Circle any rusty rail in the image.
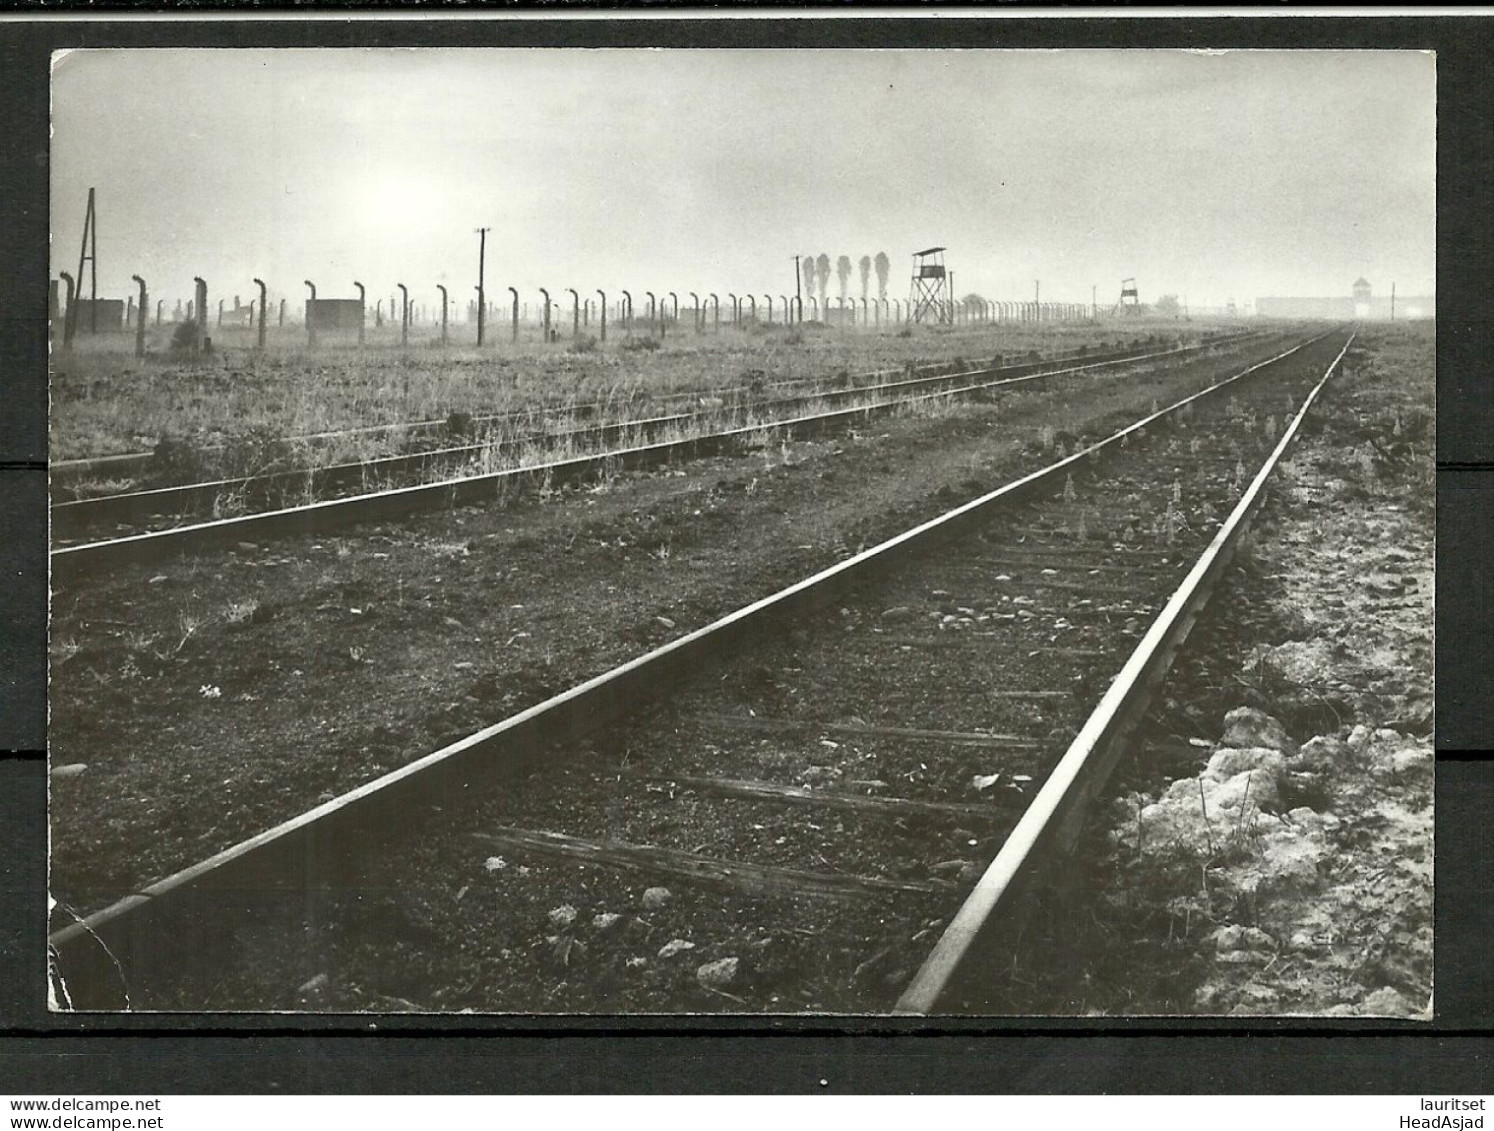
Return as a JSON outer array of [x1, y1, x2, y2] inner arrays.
[[893, 331, 1355, 1014], [48, 330, 1337, 1008], [50, 335, 1270, 577]]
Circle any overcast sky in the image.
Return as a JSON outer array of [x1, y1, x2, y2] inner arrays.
[[50, 48, 1435, 312]]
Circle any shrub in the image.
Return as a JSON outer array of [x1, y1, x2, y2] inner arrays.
[[621, 336, 661, 353], [169, 320, 200, 354], [568, 335, 599, 355]]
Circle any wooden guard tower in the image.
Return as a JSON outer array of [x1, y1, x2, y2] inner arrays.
[[909, 247, 953, 325], [1116, 276, 1141, 316]]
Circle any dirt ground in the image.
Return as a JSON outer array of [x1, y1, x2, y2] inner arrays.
[[1003, 323, 1434, 1017], [48, 333, 1294, 924], [74, 331, 1345, 1013]]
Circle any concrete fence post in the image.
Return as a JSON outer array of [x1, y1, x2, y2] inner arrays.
[[303, 280, 317, 348], [596, 289, 607, 343], [130, 275, 147, 358], [58, 272, 76, 349], [253, 278, 267, 351], [193, 277, 208, 352], [353, 281, 366, 344]]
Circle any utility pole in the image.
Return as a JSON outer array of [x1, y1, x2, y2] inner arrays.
[[71, 188, 99, 339], [475, 227, 490, 346]]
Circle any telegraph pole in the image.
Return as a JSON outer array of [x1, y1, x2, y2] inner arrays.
[[475, 227, 490, 346], [71, 188, 99, 338]]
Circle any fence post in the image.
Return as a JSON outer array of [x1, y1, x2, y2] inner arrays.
[[193, 277, 207, 352], [353, 281, 366, 344], [253, 277, 267, 351], [567, 288, 579, 339], [129, 275, 147, 358], [710, 293, 719, 333], [58, 272, 76, 349], [507, 287, 519, 342], [397, 284, 409, 346], [596, 289, 607, 343], [304, 280, 317, 348], [620, 290, 632, 335], [539, 288, 552, 342], [437, 284, 449, 345]]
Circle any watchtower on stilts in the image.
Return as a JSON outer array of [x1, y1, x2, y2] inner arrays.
[[909, 247, 953, 325]]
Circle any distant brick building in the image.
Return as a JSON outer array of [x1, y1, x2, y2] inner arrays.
[[1255, 279, 1434, 321], [305, 298, 365, 332], [67, 299, 126, 333]]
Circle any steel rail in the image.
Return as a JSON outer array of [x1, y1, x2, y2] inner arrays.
[[51, 336, 1266, 581], [893, 331, 1355, 1015], [48, 329, 1333, 1009], [50, 331, 1259, 483], [50, 336, 1233, 536]]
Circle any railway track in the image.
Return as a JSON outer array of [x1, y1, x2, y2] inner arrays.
[[49, 326, 1351, 1012], [50, 332, 1270, 580], [51, 330, 1246, 486]]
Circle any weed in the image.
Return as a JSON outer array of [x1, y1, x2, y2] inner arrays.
[[223, 598, 260, 625]]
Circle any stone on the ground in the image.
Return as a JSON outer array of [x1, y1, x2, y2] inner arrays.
[[696, 957, 739, 989], [592, 912, 621, 931], [1220, 707, 1294, 753], [1262, 640, 1334, 686], [296, 973, 329, 996], [547, 904, 577, 928], [1211, 925, 1275, 953], [50, 764, 87, 778], [640, 886, 671, 910], [1204, 746, 1285, 783], [881, 606, 915, 622], [1290, 735, 1348, 775], [658, 938, 695, 959]]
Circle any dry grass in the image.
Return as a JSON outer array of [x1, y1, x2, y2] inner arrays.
[[51, 318, 1223, 462]]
